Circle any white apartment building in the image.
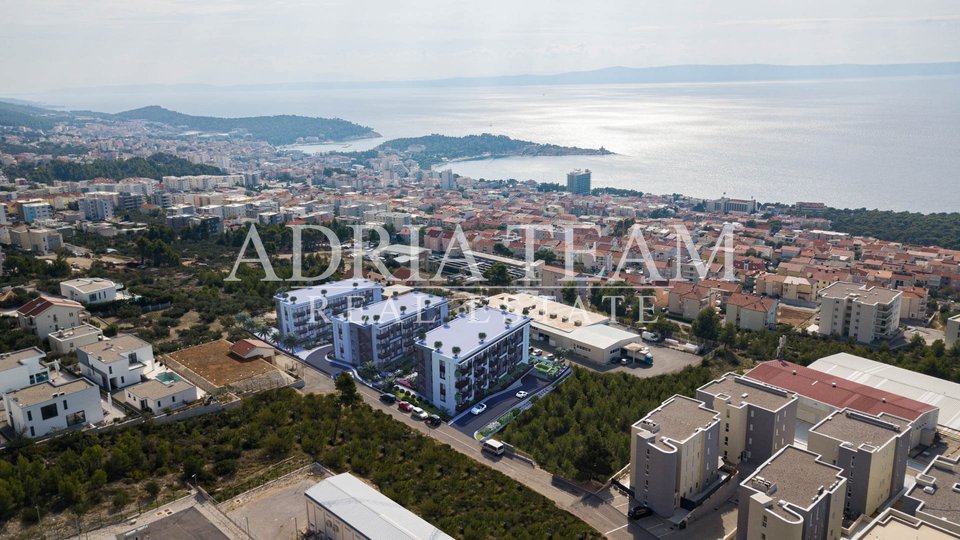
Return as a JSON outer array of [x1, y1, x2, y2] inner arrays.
[[947, 314, 960, 348], [60, 278, 118, 304], [630, 395, 721, 517], [275, 279, 384, 344], [77, 334, 154, 390], [20, 201, 53, 223], [78, 195, 115, 221], [333, 291, 448, 367], [4, 378, 103, 438], [17, 296, 84, 339], [736, 445, 846, 540], [0, 347, 50, 395], [415, 307, 531, 416], [48, 324, 104, 354], [817, 282, 902, 343]]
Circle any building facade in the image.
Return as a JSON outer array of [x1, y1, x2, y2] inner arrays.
[[60, 277, 118, 304], [0, 347, 50, 395], [48, 324, 104, 354], [416, 307, 531, 415], [4, 379, 103, 438], [817, 282, 902, 343], [275, 279, 384, 343], [333, 291, 448, 366], [124, 379, 198, 414], [947, 314, 960, 348], [566, 169, 591, 195], [77, 334, 154, 390], [16, 296, 84, 339]]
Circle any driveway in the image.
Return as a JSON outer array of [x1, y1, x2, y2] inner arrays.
[[451, 373, 551, 437]]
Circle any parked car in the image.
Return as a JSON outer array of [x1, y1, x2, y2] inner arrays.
[[411, 407, 429, 420], [641, 331, 662, 342], [546, 353, 556, 360], [528, 346, 535, 353], [379, 393, 397, 404], [515, 390, 529, 399], [470, 403, 488, 415], [398, 401, 413, 412], [620, 357, 631, 365], [628, 506, 653, 520], [425, 414, 442, 426], [533, 349, 543, 356]]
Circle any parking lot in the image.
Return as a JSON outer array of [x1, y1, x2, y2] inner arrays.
[[450, 372, 552, 437]]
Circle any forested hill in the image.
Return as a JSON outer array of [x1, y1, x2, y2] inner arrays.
[[816, 208, 960, 250], [116, 106, 378, 145], [4, 153, 223, 184], [357, 133, 613, 168]]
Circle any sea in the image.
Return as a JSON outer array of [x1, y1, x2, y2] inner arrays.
[[35, 76, 960, 212]]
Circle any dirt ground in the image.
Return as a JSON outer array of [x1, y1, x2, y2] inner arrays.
[[779, 305, 816, 327], [167, 339, 282, 388], [221, 470, 327, 540]]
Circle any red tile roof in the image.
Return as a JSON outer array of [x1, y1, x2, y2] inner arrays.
[[16, 296, 83, 317], [229, 338, 273, 358], [746, 361, 936, 421]]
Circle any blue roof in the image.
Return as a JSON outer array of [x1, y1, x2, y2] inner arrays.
[[275, 278, 381, 305], [340, 291, 447, 326], [421, 306, 530, 360]]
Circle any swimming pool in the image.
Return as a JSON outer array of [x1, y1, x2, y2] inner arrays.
[[156, 372, 182, 384]]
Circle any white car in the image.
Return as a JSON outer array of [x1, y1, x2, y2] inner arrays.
[[470, 403, 488, 415], [411, 407, 429, 420], [516, 390, 529, 399]]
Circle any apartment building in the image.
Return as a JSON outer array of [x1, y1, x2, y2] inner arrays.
[[630, 395, 721, 517], [807, 409, 910, 520], [858, 509, 960, 540], [696, 374, 797, 466], [0, 347, 50, 395], [3, 379, 103, 438], [78, 196, 115, 221], [817, 282, 902, 343], [20, 201, 53, 223], [48, 324, 104, 354], [60, 277, 118, 304], [275, 279, 384, 343], [305, 473, 453, 540], [77, 334, 154, 390], [903, 455, 960, 535], [333, 291, 448, 366], [725, 293, 778, 331], [736, 445, 846, 540], [16, 296, 83, 339], [9, 226, 63, 254], [706, 197, 758, 214], [947, 314, 960, 348], [416, 307, 531, 416]]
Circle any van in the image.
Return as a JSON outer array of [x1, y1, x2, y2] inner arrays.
[[482, 439, 505, 456]]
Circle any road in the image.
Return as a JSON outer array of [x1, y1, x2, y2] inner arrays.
[[450, 372, 550, 437], [295, 352, 655, 539]]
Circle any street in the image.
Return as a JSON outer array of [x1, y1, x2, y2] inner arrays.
[[450, 372, 551, 437]]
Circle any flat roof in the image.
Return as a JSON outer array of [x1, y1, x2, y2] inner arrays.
[[860, 510, 960, 540], [698, 373, 795, 412], [565, 324, 641, 350], [7, 379, 95, 408], [340, 291, 446, 326], [305, 473, 453, 540], [421, 307, 530, 360], [743, 445, 845, 521], [61, 277, 116, 293], [808, 353, 958, 429], [0, 347, 45, 373], [48, 323, 103, 341], [487, 292, 608, 333], [746, 360, 937, 423], [275, 278, 382, 304], [810, 409, 906, 449], [127, 379, 195, 400], [634, 395, 719, 451], [125, 506, 229, 540], [79, 334, 150, 364], [908, 456, 960, 526], [819, 282, 901, 304]]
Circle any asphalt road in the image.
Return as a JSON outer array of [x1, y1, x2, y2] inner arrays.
[[450, 372, 550, 437], [295, 354, 655, 539]]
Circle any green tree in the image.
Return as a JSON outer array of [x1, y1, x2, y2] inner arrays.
[[561, 281, 578, 304], [333, 373, 361, 443], [483, 262, 513, 287], [691, 308, 721, 342]]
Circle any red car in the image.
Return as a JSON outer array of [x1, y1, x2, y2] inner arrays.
[[397, 401, 413, 412]]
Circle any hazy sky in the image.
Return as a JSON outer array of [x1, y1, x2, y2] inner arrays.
[[3, 0, 960, 94]]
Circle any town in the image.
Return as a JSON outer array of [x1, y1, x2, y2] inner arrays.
[[1, 101, 959, 540]]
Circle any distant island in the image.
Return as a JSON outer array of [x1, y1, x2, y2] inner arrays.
[[351, 133, 613, 168], [115, 106, 379, 145]]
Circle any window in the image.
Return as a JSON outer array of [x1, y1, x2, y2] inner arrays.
[[40, 403, 58, 420], [63, 400, 68, 410], [27, 411, 32, 422], [439, 362, 446, 378]]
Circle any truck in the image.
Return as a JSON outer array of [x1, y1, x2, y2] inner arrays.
[[636, 352, 654, 365]]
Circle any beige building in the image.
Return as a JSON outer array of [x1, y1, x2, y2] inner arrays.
[[807, 409, 910, 520], [859, 509, 960, 540], [16, 296, 84, 340], [630, 395, 721, 517], [756, 274, 815, 304], [48, 324, 104, 354], [736, 445, 846, 540], [947, 314, 960, 348], [725, 293, 778, 331], [697, 374, 797, 466], [817, 282, 902, 343], [903, 455, 960, 536]]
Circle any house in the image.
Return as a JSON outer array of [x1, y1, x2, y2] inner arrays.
[[667, 282, 714, 320], [77, 334, 154, 390], [0, 347, 50, 395], [305, 473, 453, 540], [59, 278, 118, 304], [3, 378, 104, 438], [725, 293, 777, 331], [230, 338, 275, 360], [48, 324, 104, 354], [630, 395, 721, 517], [124, 378, 198, 414], [17, 296, 84, 340]]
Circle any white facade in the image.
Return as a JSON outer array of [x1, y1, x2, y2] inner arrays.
[[60, 278, 118, 304], [4, 379, 103, 438], [124, 379, 198, 414], [818, 282, 902, 343], [17, 296, 84, 339], [77, 334, 154, 390], [275, 279, 384, 343], [48, 324, 104, 354], [0, 347, 50, 395], [947, 314, 960, 348]]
